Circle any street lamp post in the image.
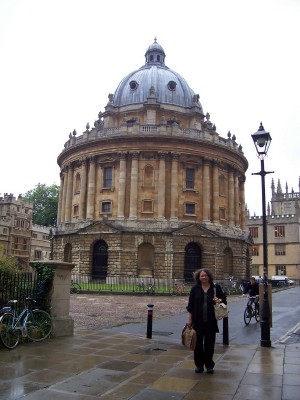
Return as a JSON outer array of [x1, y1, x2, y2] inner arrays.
[[251, 122, 273, 348]]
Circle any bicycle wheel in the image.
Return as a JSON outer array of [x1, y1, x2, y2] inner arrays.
[[255, 305, 260, 322], [70, 282, 81, 294], [26, 310, 52, 342], [244, 308, 252, 325], [0, 313, 19, 349]]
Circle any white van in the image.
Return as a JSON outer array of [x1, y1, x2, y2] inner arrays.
[[271, 276, 293, 286]]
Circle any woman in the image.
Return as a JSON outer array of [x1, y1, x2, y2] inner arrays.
[[186, 268, 226, 374]]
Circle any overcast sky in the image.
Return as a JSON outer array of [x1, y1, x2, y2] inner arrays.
[[1, 0, 299, 216]]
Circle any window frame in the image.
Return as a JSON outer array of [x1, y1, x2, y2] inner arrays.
[[184, 167, 195, 190], [100, 200, 112, 215], [184, 202, 196, 215]]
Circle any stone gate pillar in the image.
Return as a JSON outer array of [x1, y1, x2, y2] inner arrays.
[[30, 260, 75, 337]]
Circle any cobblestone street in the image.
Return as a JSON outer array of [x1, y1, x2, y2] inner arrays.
[[70, 293, 189, 330]]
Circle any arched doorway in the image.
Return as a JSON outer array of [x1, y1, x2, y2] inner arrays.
[[184, 242, 201, 282], [223, 247, 233, 277], [92, 240, 108, 279], [137, 243, 154, 276], [64, 243, 72, 263]]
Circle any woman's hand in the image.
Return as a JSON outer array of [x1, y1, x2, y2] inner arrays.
[[213, 297, 222, 303]]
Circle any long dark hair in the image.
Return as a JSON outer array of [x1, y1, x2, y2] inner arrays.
[[193, 268, 214, 284]]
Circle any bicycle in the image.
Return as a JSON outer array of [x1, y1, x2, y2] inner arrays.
[[0, 298, 52, 349], [169, 282, 188, 296], [243, 296, 260, 325], [70, 280, 81, 294], [146, 283, 155, 295]]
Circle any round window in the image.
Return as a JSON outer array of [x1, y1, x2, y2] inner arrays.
[[129, 80, 138, 91], [168, 81, 176, 91]]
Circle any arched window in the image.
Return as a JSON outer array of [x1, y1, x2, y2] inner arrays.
[[223, 247, 233, 276], [219, 174, 226, 196], [75, 173, 81, 193], [64, 243, 72, 263], [184, 242, 201, 282], [143, 165, 154, 187], [137, 243, 154, 276], [92, 240, 108, 279]]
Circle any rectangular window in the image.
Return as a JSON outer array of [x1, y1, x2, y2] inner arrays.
[[249, 227, 258, 238], [251, 265, 259, 276], [275, 244, 286, 256], [43, 235, 49, 240], [185, 168, 195, 189], [103, 167, 112, 188], [252, 245, 259, 256], [34, 250, 42, 260], [142, 200, 153, 213], [32, 233, 38, 239], [274, 225, 285, 238], [275, 265, 286, 275], [219, 208, 226, 220], [185, 203, 195, 215], [101, 201, 112, 214], [73, 204, 79, 217]]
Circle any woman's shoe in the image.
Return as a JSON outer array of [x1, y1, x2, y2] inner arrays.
[[195, 366, 204, 373], [206, 368, 214, 374]]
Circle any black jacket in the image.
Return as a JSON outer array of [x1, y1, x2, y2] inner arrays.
[[243, 282, 259, 297], [186, 283, 226, 334]]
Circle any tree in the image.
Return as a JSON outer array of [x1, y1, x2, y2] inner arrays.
[[23, 183, 59, 226]]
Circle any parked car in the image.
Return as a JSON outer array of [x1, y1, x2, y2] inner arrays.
[[271, 276, 293, 287]]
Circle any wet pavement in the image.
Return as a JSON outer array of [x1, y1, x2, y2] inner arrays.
[[0, 321, 300, 399]]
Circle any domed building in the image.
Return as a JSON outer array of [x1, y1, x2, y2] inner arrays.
[[52, 39, 251, 282]]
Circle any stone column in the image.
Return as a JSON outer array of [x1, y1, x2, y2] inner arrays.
[[157, 152, 166, 220], [57, 172, 64, 225], [129, 152, 139, 220], [212, 161, 219, 223], [228, 168, 235, 226], [86, 156, 96, 219], [60, 168, 68, 223], [65, 163, 74, 222], [203, 159, 211, 221], [79, 158, 87, 220], [170, 153, 179, 220], [234, 173, 240, 227], [240, 176, 246, 229], [117, 152, 127, 219]]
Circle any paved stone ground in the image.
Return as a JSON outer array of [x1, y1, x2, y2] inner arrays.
[[70, 293, 241, 330]]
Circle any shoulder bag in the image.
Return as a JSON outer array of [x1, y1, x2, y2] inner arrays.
[[213, 287, 229, 320]]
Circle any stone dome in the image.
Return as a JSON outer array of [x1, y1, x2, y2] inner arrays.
[[113, 38, 203, 111]]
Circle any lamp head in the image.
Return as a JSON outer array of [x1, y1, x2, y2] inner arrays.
[[251, 122, 272, 156]]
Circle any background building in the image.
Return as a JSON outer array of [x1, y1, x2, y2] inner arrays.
[[0, 193, 50, 267], [246, 177, 300, 281], [52, 39, 252, 281]]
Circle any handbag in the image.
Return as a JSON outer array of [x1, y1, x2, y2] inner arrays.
[[181, 324, 197, 350], [214, 287, 229, 320], [214, 302, 229, 320]]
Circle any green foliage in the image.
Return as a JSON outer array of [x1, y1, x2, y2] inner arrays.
[[32, 263, 55, 313], [32, 262, 55, 281], [0, 256, 19, 273], [23, 183, 59, 226]]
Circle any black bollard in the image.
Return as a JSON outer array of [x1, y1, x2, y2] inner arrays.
[[223, 316, 229, 345], [146, 304, 154, 339]]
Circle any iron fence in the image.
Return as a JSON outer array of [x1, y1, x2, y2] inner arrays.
[[70, 274, 244, 296], [0, 271, 52, 311]]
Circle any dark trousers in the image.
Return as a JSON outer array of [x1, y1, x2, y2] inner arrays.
[[194, 323, 216, 369]]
